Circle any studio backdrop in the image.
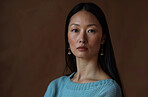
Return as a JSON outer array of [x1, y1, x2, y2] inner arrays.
[[0, 0, 148, 97]]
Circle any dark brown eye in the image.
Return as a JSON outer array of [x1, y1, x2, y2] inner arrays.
[[72, 29, 78, 32], [88, 29, 95, 33]]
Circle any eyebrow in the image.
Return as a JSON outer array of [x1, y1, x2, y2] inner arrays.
[[70, 23, 80, 26], [70, 23, 97, 27], [87, 24, 97, 27]]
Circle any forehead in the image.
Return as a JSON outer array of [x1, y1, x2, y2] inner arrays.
[[69, 10, 100, 25]]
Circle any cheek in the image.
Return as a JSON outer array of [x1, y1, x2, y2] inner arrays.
[[68, 33, 77, 48], [68, 38, 75, 47], [91, 35, 101, 44], [89, 37, 102, 49]]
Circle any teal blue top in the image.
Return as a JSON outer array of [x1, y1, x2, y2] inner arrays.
[[44, 72, 122, 97]]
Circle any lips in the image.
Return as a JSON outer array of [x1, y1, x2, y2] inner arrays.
[[77, 47, 88, 51]]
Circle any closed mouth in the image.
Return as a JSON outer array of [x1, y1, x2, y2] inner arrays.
[[77, 47, 88, 51]]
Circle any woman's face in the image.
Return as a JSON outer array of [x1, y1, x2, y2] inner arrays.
[[68, 10, 104, 59]]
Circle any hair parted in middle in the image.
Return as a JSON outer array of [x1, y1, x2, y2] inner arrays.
[[64, 2, 124, 96]]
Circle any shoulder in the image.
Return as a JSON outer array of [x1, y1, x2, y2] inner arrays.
[[46, 75, 68, 90], [95, 79, 122, 97], [44, 75, 68, 97], [50, 75, 68, 86]]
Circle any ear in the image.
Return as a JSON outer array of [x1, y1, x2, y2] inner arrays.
[[101, 34, 106, 44]]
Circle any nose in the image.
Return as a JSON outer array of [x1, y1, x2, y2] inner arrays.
[[79, 39, 86, 43], [79, 32, 87, 44]]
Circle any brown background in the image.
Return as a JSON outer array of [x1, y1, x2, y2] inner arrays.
[[0, 0, 148, 97]]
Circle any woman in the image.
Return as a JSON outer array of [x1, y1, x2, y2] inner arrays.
[[44, 2, 124, 97]]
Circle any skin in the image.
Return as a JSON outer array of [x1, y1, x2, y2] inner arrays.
[[68, 10, 110, 83]]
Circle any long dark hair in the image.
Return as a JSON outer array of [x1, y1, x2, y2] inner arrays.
[[64, 2, 124, 96]]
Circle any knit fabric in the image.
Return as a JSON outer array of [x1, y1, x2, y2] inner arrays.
[[44, 72, 122, 97]]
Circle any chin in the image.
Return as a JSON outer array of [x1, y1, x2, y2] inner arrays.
[[75, 54, 90, 58], [74, 52, 98, 59]]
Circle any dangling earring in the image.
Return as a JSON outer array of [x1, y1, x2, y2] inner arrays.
[[100, 48, 104, 56], [68, 48, 71, 55], [100, 44, 104, 56]]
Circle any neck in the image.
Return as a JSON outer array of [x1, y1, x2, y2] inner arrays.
[[74, 56, 101, 81]]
